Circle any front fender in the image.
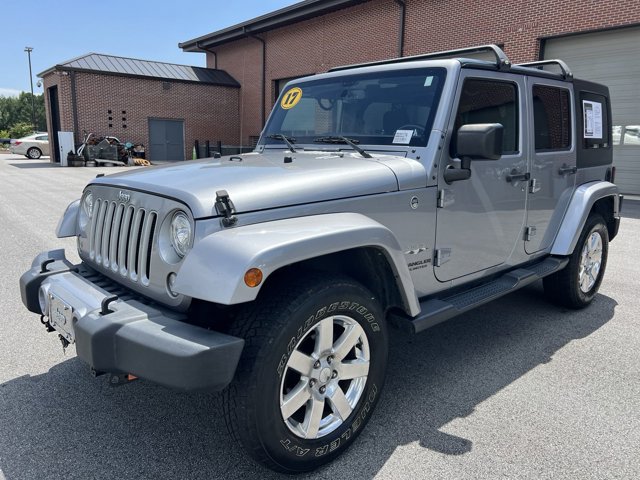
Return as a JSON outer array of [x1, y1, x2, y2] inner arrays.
[[173, 213, 420, 316], [551, 181, 620, 255]]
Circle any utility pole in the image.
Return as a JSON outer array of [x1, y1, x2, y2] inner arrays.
[[24, 47, 36, 132]]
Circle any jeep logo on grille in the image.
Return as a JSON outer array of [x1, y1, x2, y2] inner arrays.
[[118, 191, 131, 203]]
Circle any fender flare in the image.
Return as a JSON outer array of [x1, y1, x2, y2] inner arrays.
[[56, 199, 80, 238], [551, 181, 620, 256], [173, 212, 420, 316]]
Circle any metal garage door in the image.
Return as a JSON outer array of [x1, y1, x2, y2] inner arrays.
[[148, 118, 185, 162], [544, 27, 640, 194]]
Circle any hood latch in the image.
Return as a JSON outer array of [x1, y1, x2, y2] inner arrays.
[[215, 190, 238, 227]]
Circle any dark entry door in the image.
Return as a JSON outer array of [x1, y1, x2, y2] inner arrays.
[[48, 86, 61, 163], [148, 118, 185, 161]]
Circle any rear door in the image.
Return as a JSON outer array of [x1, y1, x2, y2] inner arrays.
[[35, 135, 50, 155], [435, 71, 528, 282], [524, 79, 576, 254]]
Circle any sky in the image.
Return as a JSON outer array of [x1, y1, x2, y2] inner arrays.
[[0, 0, 300, 96]]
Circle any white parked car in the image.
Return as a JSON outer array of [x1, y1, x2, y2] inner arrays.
[[10, 133, 50, 159]]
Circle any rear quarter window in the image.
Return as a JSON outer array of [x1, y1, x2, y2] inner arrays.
[[580, 92, 610, 149]]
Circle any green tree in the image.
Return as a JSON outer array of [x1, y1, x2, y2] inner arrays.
[[9, 122, 35, 138], [0, 93, 46, 134]]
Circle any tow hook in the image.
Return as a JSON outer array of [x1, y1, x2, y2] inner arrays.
[[40, 314, 55, 333], [58, 334, 70, 354], [108, 373, 138, 387]]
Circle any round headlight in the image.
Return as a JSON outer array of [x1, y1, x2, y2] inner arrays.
[[170, 211, 192, 257], [78, 192, 93, 232], [83, 192, 94, 218]]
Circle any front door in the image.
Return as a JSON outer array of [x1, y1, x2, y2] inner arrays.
[[435, 72, 528, 282], [148, 118, 185, 162]]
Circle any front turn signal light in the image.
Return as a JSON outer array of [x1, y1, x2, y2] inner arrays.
[[244, 268, 263, 288]]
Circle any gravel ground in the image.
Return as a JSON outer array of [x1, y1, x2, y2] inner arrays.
[[1, 155, 638, 480]]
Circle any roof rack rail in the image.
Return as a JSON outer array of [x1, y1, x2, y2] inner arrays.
[[515, 59, 573, 80], [329, 44, 511, 72]]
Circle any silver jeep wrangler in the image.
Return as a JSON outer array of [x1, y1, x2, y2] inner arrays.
[[20, 45, 621, 472]]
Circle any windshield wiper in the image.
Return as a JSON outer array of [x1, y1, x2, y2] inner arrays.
[[313, 136, 372, 158], [267, 133, 297, 153]]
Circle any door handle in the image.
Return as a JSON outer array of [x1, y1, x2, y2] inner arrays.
[[558, 165, 577, 175], [506, 170, 531, 183]]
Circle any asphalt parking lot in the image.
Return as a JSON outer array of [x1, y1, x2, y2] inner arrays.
[[1, 154, 639, 480]]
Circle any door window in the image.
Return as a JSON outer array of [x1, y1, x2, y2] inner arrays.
[[454, 79, 519, 154], [532, 85, 571, 150]]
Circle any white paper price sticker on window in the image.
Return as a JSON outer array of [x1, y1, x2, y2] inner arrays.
[[392, 129, 414, 144], [583, 100, 603, 139]]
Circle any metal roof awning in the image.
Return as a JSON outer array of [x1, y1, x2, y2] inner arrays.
[[38, 53, 240, 87], [179, 0, 368, 51]]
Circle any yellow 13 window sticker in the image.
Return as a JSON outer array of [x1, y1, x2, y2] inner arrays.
[[280, 87, 303, 109]]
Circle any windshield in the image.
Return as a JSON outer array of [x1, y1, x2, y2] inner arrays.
[[262, 67, 447, 148]]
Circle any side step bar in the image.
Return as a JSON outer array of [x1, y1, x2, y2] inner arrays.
[[391, 257, 569, 334]]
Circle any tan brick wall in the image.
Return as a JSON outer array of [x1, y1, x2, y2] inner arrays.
[[214, 38, 264, 148], [42, 72, 74, 147], [208, 0, 640, 145], [403, 0, 640, 62], [42, 72, 77, 162], [44, 1, 640, 156], [43, 71, 239, 162], [213, 0, 400, 145]]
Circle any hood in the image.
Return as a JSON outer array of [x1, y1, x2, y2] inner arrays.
[[91, 151, 403, 218]]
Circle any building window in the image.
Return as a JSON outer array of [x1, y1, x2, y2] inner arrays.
[[249, 135, 260, 148], [274, 75, 312, 102]]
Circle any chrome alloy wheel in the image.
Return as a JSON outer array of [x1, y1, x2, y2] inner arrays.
[[279, 315, 370, 440], [27, 148, 41, 159], [579, 231, 603, 293]]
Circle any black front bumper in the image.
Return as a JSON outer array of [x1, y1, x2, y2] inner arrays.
[[20, 250, 244, 391]]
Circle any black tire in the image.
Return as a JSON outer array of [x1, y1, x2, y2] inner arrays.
[[222, 273, 388, 473], [26, 147, 42, 159], [543, 213, 609, 309]]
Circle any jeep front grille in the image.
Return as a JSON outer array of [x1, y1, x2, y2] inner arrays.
[[88, 199, 157, 285]]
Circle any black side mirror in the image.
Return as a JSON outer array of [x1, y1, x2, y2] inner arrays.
[[456, 123, 503, 160], [444, 123, 504, 183]]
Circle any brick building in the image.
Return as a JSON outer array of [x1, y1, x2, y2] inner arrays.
[[39, 54, 240, 163], [180, 0, 640, 194]]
